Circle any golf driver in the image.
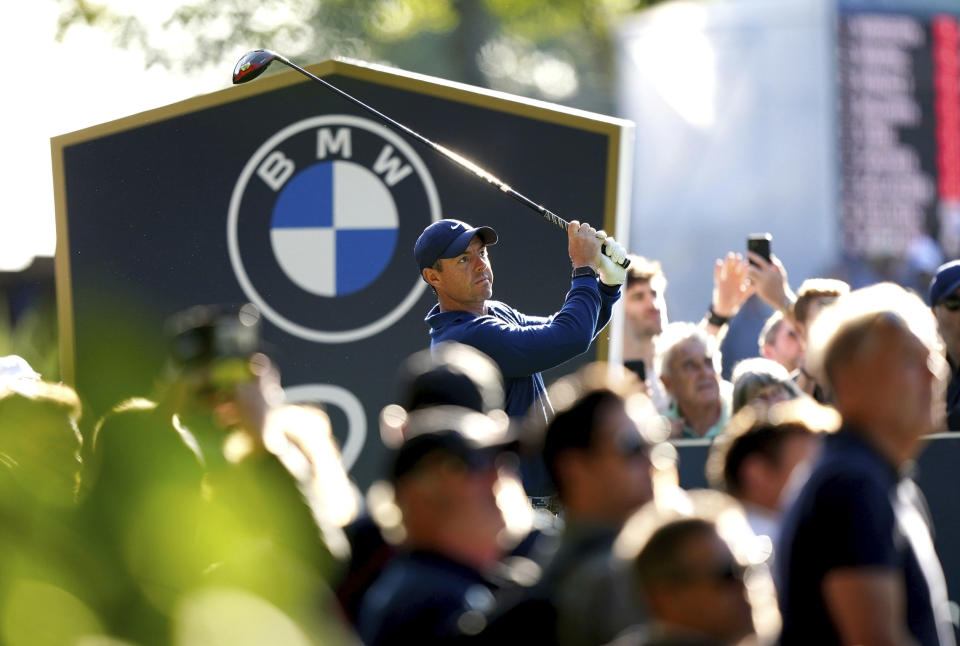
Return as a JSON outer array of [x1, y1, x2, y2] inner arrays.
[[232, 49, 630, 269]]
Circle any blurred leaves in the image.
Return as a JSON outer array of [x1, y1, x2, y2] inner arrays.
[[54, 0, 666, 113], [367, 0, 459, 42]]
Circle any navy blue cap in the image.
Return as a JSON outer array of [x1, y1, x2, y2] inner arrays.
[[929, 260, 960, 306], [414, 219, 498, 272], [398, 342, 504, 414], [391, 409, 516, 482]]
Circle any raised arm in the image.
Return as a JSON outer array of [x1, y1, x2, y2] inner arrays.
[[449, 220, 624, 378], [700, 252, 753, 341], [459, 281, 605, 377], [747, 251, 796, 322]]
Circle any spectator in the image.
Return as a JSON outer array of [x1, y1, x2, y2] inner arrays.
[[729, 357, 803, 414], [0, 358, 107, 644], [928, 259, 960, 430], [748, 251, 849, 402], [705, 397, 834, 547], [0, 355, 82, 508], [392, 342, 507, 420], [656, 323, 732, 439], [621, 254, 752, 413], [611, 489, 781, 646], [787, 279, 851, 403], [621, 256, 669, 409], [81, 304, 355, 646], [339, 342, 512, 626], [777, 283, 955, 646], [357, 408, 521, 645], [480, 362, 661, 646], [757, 311, 803, 374], [385, 343, 535, 546], [791, 278, 850, 342]]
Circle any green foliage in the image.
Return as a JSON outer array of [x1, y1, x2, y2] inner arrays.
[[55, 0, 170, 68], [484, 0, 628, 39], [366, 0, 459, 42], [54, 0, 665, 113]]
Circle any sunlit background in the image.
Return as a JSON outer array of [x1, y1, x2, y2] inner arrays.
[[2, 0, 637, 272], [4, 0, 959, 379], [3, 2, 225, 272]]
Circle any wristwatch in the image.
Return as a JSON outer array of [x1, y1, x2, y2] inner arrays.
[[707, 305, 730, 327], [572, 265, 599, 279]]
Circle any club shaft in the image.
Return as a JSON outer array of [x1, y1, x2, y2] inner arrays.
[[276, 56, 627, 265]]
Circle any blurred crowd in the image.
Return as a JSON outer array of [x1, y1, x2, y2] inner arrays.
[[2, 242, 959, 646]]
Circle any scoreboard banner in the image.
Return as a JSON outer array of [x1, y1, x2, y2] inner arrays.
[[836, 1, 960, 260], [52, 59, 634, 487]]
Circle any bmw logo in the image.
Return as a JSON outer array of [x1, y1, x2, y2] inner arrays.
[[228, 115, 441, 343]]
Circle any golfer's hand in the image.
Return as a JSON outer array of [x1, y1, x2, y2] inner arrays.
[[568, 220, 602, 269], [596, 233, 627, 286]]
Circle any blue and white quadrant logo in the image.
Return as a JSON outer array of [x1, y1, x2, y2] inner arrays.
[[229, 114, 441, 344], [270, 160, 398, 296]]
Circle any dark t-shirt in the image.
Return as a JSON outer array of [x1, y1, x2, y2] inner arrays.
[[777, 429, 954, 646], [479, 519, 646, 646], [357, 550, 500, 646]]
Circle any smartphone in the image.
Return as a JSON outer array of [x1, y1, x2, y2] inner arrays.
[[747, 233, 772, 266], [169, 303, 262, 367], [624, 359, 646, 381]]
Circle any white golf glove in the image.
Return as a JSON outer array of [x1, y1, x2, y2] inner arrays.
[[596, 233, 627, 286]]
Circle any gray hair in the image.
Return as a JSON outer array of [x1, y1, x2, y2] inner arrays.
[[730, 358, 802, 413], [806, 282, 945, 389], [655, 322, 721, 380]]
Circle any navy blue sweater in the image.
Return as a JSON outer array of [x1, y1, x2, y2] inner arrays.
[[424, 276, 620, 422]]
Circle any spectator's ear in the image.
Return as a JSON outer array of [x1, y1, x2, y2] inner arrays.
[[660, 373, 675, 396]]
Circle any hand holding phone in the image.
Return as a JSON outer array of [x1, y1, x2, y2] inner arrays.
[[747, 233, 772, 266]]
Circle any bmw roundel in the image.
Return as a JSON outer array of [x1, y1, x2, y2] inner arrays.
[[228, 115, 441, 343]]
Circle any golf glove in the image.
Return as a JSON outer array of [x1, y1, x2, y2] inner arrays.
[[597, 236, 627, 286]]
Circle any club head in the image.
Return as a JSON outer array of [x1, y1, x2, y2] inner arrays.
[[233, 49, 283, 84]]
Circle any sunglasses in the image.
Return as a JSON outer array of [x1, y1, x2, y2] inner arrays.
[[611, 426, 652, 459], [940, 296, 960, 312], [672, 561, 747, 586]]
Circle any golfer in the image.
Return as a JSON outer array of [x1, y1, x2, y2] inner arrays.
[[414, 218, 626, 422]]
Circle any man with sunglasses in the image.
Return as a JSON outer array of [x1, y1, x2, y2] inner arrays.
[[616, 489, 774, 646], [930, 259, 960, 430], [479, 363, 657, 646]]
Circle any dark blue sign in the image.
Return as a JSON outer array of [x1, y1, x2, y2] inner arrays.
[[52, 60, 633, 487]]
